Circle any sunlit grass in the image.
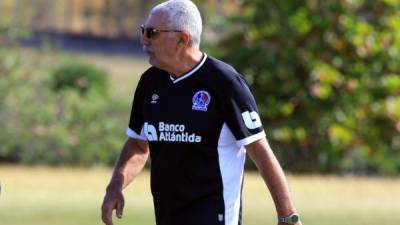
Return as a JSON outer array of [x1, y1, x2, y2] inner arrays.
[[1, 165, 399, 225], [0, 165, 154, 225]]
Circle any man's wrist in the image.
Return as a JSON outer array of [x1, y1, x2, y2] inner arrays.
[[106, 178, 124, 193], [278, 212, 300, 224]]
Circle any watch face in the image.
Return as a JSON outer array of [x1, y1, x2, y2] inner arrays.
[[289, 214, 299, 223]]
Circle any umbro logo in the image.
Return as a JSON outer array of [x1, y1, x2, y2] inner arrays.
[[151, 94, 159, 104]]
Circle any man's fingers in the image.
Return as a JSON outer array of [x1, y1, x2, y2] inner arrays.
[[101, 209, 114, 225], [101, 191, 124, 224], [101, 202, 115, 225], [116, 198, 125, 218]]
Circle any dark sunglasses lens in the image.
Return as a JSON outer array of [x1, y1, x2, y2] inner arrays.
[[146, 29, 153, 38], [140, 26, 150, 38], [146, 29, 152, 38], [148, 29, 156, 38], [141, 26, 157, 39]]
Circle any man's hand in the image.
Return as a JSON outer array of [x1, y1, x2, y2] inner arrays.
[[101, 188, 125, 225], [100, 138, 149, 225]]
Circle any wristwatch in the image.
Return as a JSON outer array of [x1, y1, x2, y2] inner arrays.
[[278, 212, 300, 224]]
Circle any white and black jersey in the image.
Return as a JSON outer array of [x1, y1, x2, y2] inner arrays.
[[127, 54, 265, 225]]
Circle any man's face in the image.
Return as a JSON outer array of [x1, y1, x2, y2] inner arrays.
[[141, 11, 181, 70]]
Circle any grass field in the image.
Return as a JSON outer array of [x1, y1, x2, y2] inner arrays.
[[0, 165, 399, 225]]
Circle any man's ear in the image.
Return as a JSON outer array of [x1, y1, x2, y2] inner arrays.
[[178, 31, 191, 46]]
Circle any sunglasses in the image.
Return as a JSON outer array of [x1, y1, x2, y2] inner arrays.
[[140, 25, 181, 39]]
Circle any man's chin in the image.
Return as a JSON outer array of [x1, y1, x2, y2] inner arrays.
[[148, 57, 157, 67]]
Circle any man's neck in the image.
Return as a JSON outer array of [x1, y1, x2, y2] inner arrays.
[[167, 49, 204, 78]]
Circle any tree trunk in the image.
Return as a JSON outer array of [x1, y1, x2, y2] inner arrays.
[[63, 0, 73, 32], [13, 0, 22, 27], [138, 0, 147, 25], [83, 0, 92, 33], [45, 0, 54, 30], [216, 0, 223, 17], [102, 0, 112, 35], [116, 0, 127, 37]]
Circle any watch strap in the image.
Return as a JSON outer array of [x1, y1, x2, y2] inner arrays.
[[278, 212, 300, 224]]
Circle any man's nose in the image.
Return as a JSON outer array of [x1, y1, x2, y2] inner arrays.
[[141, 35, 151, 46]]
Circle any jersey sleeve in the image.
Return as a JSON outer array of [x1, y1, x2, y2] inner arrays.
[[126, 75, 147, 140], [221, 75, 265, 147]]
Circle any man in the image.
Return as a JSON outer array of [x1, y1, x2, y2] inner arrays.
[[101, 1, 302, 225]]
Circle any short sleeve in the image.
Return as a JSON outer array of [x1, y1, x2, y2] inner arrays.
[[126, 75, 147, 140], [221, 75, 265, 147]]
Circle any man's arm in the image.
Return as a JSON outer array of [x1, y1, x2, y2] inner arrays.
[[101, 138, 149, 225], [246, 138, 302, 225]]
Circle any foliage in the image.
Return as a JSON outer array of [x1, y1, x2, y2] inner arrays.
[[214, 0, 400, 174], [0, 49, 126, 166], [51, 62, 108, 95]]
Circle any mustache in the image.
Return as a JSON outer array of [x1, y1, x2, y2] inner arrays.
[[142, 45, 154, 54]]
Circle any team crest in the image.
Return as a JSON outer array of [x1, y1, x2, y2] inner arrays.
[[192, 90, 211, 111]]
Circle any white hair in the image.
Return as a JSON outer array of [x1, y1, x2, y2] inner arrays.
[[151, 0, 203, 49]]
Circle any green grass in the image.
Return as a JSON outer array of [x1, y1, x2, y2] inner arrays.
[[1, 165, 399, 225]]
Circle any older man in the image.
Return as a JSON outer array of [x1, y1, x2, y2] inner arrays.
[[101, 1, 302, 225]]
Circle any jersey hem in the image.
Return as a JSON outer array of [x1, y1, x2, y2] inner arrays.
[[236, 130, 266, 147], [126, 128, 147, 140]]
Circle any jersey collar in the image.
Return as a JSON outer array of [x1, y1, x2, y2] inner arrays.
[[170, 53, 207, 83]]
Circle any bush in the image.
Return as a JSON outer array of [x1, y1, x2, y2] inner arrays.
[[0, 49, 127, 166], [51, 62, 108, 95], [214, 0, 400, 174]]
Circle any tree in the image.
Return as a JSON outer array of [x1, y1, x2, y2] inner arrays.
[[215, 0, 400, 174]]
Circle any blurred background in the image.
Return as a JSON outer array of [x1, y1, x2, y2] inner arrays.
[[0, 0, 399, 225]]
